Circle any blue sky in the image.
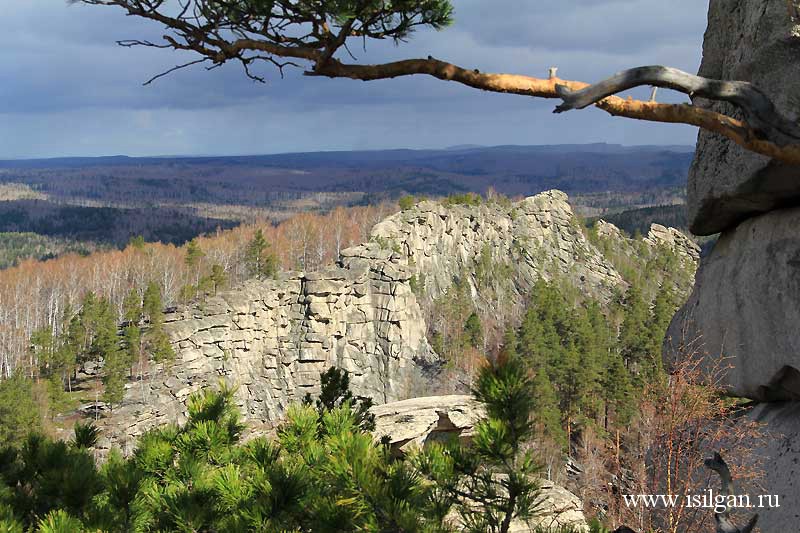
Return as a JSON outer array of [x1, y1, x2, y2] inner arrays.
[[0, 0, 709, 158]]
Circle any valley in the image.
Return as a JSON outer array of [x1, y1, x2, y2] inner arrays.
[[0, 144, 695, 268]]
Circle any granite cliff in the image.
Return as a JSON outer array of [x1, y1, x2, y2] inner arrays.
[[664, 1, 800, 530], [96, 190, 697, 452]]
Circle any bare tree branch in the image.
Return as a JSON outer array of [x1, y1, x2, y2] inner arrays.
[[142, 57, 210, 86], [554, 66, 800, 146], [73, 0, 800, 166], [309, 58, 800, 164]]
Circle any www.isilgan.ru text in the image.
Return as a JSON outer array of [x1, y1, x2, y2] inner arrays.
[[623, 491, 780, 513]]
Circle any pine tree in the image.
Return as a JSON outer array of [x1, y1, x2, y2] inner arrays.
[[30, 327, 57, 382], [603, 353, 635, 430], [463, 312, 483, 349], [245, 229, 277, 279], [184, 237, 204, 285], [647, 285, 678, 358], [127, 235, 146, 250], [142, 282, 162, 325], [91, 297, 125, 411], [0, 373, 42, 448], [209, 263, 227, 294], [141, 282, 175, 364], [121, 288, 142, 373], [419, 354, 545, 533], [75, 291, 100, 371], [303, 366, 375, 432], [56, 303, 78, 392], [618, 284, 651, 374]]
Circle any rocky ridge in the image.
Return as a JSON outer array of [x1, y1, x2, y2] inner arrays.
[[96, 190, 697, 452], [371, 190, 624, 305]]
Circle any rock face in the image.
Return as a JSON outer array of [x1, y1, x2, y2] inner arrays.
[[520, 482, 588, 533], [98, 190, 692, 451], [98, 246, 436, 452], [371, 190, 624, 303], [738, 402, 800, 532], [665, 206, 800, 401], [644, 224, 701, 262], [665, 3, 800, 530], [687, 0, 800, 235]]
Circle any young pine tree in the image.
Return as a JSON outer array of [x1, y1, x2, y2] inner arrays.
[[90, 297, 126, 411], [204, 263, 227, 295], [142, 282, 175, 364], [184, 237, 205, 285], [303, 366, 376, 432], [419, 353, 545, 533], [245, 229, 278, 279], [122, 288, 143, 374]]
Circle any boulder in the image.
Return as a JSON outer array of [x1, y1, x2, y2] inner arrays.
[[370, 395, 484, 455], [665, 206, 800, 401], [445, 478, 588, 532], [519, 481, 588, 532], [687, 0, 800, 235]]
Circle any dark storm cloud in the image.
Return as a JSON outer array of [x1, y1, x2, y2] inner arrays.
[[0, 0, 709, 157]]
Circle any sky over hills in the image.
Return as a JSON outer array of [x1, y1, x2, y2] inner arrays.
[[1, 1, 708, 158]]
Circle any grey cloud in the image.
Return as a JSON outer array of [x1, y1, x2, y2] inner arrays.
[[0, 0, 709, 157]]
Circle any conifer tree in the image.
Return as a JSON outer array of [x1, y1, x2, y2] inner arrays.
[[142, 282, 175, 364], [419, 353, 545, 533], [209, 263, 227, 294], [30, 327, 57, 382], [603, 353, 635, 432], [463, 312, 483, 349], [92, 297, 125, 411], [0, 373, 42, 449], [303, 366, 375, 432], [618, 284, 652, 382], [56, 304, 79, 392], [647, 285, 679, 358], [245, 229, 277, 279], [184, 237, 204, 284], [121, 288, 142, 373], [74, 291, 100, 372]]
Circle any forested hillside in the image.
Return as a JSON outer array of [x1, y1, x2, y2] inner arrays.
[[0, 202, 396, 377], [0, 191, 727, 532]]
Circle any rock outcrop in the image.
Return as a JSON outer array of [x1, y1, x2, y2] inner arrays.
[[98, 246, 436, 452], [664, 2, 800, 531], [738, 402, 800, 532], [666, 206, 800, 401], [643, 224, 701, 263], [520, 482, 588, 533], [371, 191, 624, 304], [97, 190, 693, 452], [687, 0, 800, 235], [667, 0, 800, 400], [371, 395, 484, 455], [371, 396, 588, 532]]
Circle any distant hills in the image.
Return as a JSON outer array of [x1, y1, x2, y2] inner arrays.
[[0, 144, 695, 203], [0, 144, 696, 252]]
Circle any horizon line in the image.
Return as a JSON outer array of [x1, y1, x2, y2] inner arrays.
[[0, 142, 697, 162]]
